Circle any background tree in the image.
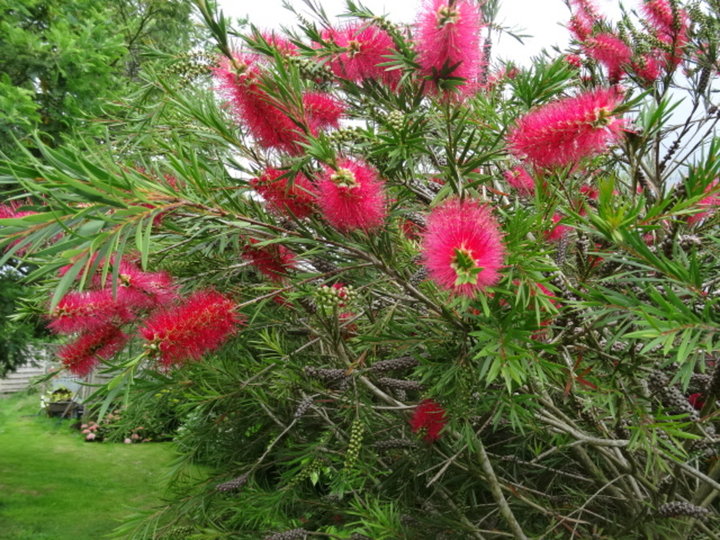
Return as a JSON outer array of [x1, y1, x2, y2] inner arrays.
[[0, 0, 199, 158]]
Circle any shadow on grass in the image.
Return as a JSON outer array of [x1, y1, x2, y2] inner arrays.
[[0, 392, 176, 539]]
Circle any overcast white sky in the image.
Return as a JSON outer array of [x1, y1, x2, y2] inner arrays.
[[217, 0, 624, 65]]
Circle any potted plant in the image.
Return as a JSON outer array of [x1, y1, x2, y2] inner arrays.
[[44, 387, 81, 418]]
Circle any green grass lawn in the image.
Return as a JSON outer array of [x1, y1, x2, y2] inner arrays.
[[0, 392, 176, 539]]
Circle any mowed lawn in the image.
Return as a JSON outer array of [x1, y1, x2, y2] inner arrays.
[[0, 392, 175, 539]]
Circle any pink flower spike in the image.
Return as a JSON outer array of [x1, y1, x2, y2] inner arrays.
[[317, 159, 387, 232], [261, 31, 298, 56], [303, 92, 345, 133], [631, 53, 662, 84], [243, 239, 296, 282], [504, 166, 535, 196], [568, 0, 603, 41], [139, 289, 244, 367], [416, 0, 483, 96], [214, 54, 306, 154], [688, 180, 720, 224], [410, 399, 447, 442], [93, 260, 179, 312], [320, 23, 400, 87], [583, 33, 632, 83], [422, 198, 505, 298], [545, 213, 571, 242], [641, 0, 688, 67], [507, 88, 625, 169], [59, 325, 128, 376], [49, 289, 133, 334], [251, 167, 317, 219]]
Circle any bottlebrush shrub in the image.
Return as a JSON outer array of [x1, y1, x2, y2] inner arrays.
[[2, 0, 720, 538]]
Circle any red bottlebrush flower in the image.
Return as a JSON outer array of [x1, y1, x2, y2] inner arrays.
[[534, 282, 559, 307], [303, 91, 344, 133], [338, 311, 359, 338], [0, 203, 38, 256], [507, 88, 625, 169], [504, 166, 535, 196], [139, 289, 243, 367], [631, 53, 663, 84], [49, 290, 133, 334], [261, 31, 299, 56], [243, 239, 296, 282], [320, 23, 400, 87], [566, 54, 583, 69], [642, 0, 688, 67], [688, 393, 705, 411], [401, 218, 423, 241], [583, 33, 632, 82], [58, 325, 128, 376], [568, 0, 602, 41], [580, 184, 599, 200], [251, 167, 317, 219], [410, 399, 447, 442], [317, 159, 387, 232], [214, 54, 306, 154], [422, 198, 505, 298], [93, 260, 178, 312], [545, 213, 571, 242], [688, 180, 720, 224], [416, 0, 483, 95]]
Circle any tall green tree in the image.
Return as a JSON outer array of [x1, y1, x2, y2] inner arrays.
[[0, 0, 197, 157]]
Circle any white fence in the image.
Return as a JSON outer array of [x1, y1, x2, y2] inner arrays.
[[0, 345, 113, 401]]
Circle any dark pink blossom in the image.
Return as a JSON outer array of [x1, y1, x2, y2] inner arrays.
[[243, 239, 296, 282], [303, 91, 344, 133], [415, 0, 483, 95], [568, 0, 603, 41], [320, 23, 400, 87], [214, 54, 306, 154], [93, 260, 178, 312], [139, 290, 243, 367], [422, 198, 505, 297], [410, 399, 447, 442], [545, 213, 571, 242], [583, 33, 632, 82], [251, 167, 317, 219], [59, 325, 129, 376], [49, 290, 134, 334], [507, 88, 625, 169], [641, 0, 688, 67], [688, 180, 720, 224], [631, 53, 663, 84], [317, 159, 387, 232], [504, 166, 535, 196]]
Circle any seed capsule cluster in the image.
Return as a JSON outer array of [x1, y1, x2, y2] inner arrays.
[[343, 418, 364, 471], [648, 369, 699, 421], [315, 284, 357, 310], [657, 501, 709, 519], [386, 110, 405, 131], [215, 472, 249, 493], [286, 458, 324, 489], [374, 438, 417, 451], [377, 377, 424, 391], [293, 396, 314, 418], [264, 528, 309, 540], [369, 356, 419, 373]]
